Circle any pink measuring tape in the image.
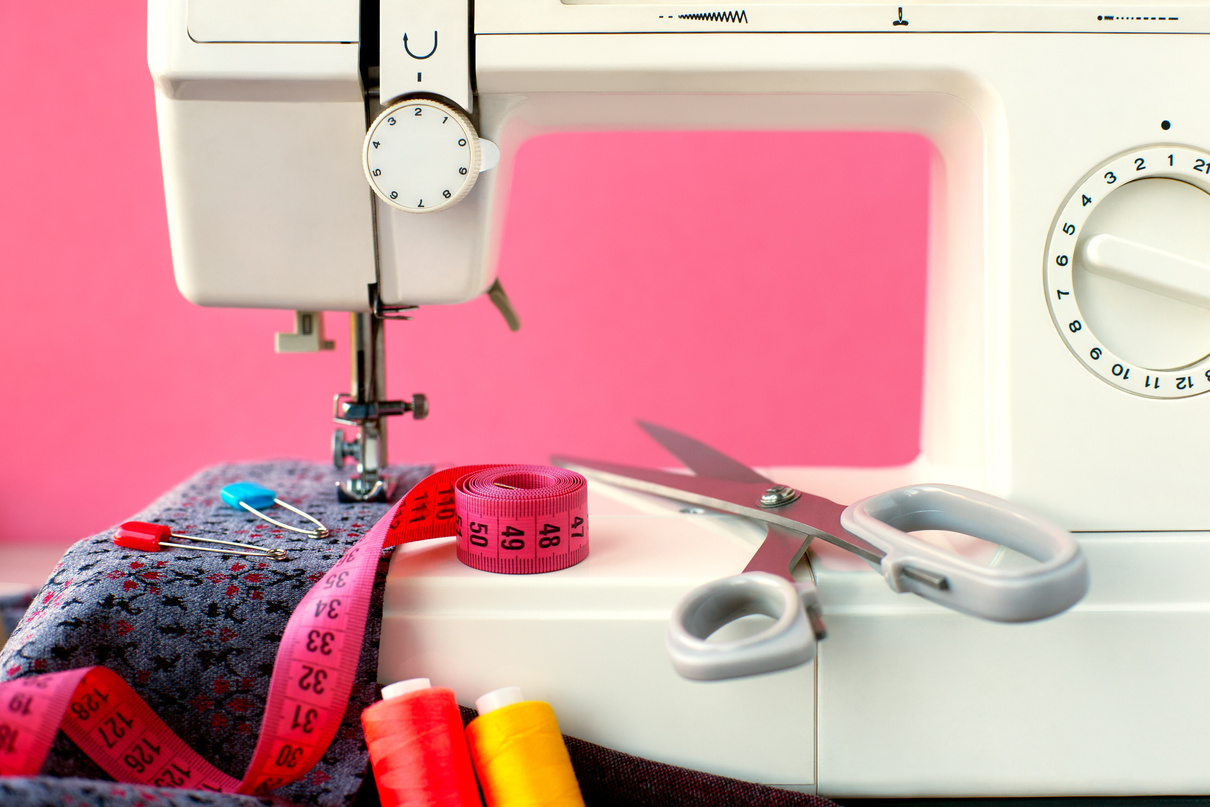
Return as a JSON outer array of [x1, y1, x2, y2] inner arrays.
[[453, 466, 588, 574], [0, 464, 588, 794]]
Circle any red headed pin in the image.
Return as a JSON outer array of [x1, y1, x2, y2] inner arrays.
[[112, 521, 288, 561]]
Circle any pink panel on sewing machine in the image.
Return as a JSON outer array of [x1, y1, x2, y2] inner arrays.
[[0, 0, 930, 541], [396, 130, 932, 470]]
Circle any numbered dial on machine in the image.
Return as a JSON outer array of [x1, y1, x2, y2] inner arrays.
[[1046, 144, 1210, 398], [363, 98, 498, 214]]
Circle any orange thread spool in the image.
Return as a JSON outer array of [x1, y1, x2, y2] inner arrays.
[[361, 678, 481, 807]]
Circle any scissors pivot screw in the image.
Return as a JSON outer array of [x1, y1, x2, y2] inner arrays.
[[759, 485, 801, 508]]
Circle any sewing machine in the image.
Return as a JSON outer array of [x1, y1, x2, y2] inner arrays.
[[149, 0, 1210, 797]]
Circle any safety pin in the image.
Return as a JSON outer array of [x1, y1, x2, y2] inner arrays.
[[113, 521, 288, 561], [221, 482, 330, 538]]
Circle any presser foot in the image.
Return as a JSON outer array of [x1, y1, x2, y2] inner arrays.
[[332, 425, 402, 503], [335, 473, 396, 503]]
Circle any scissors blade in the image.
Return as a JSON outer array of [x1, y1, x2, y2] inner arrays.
[[630, 423, 885, 561], [778, 493, 885, 563], [552, 454, 770, 512], [554, 453, 884, 562], [744, 525, 812, 579], [746, 525, 829, 641], [637, 421, 774, 485]]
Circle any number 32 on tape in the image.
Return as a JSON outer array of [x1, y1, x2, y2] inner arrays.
[[0, 464, 588, 794]]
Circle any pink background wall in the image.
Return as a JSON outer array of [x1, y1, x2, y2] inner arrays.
[[0, 3, 931, 545]]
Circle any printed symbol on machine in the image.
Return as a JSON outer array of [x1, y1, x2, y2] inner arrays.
[[403, 31, 438, 60], [893, 6, 909, 25], [675, 10, 748, 23]]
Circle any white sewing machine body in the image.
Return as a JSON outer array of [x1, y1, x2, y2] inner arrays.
[[149, 0, 1210, 797], [381, 479, 1210, 797]]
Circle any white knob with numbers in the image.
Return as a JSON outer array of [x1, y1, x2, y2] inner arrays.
[[1045, 144, 1210, 398], [363, 97, 500, 214]]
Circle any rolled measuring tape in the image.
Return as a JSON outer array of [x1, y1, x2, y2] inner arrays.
[[451, 466, 589, 574], [0, 464, 589, 794]]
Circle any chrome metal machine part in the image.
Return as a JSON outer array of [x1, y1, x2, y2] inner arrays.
[[331, 311, 428, 502]]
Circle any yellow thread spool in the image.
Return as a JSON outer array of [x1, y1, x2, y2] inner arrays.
[[466, 688, 586, 807]]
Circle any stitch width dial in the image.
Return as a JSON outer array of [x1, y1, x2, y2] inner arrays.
[[1045, 144, 1210, 398], [363, 98, 495, 214]]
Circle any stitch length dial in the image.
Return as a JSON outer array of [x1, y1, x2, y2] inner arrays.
[[363, 98, 492, 214], [1045, 144, 1210, 398]]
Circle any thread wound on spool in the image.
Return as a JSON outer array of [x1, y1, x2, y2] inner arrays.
[[467, 700, 586, 807], [454, 466, 589, 575], [361, 686, 480, 807]]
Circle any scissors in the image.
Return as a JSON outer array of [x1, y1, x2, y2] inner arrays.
[[553, 422, 1088, 681]]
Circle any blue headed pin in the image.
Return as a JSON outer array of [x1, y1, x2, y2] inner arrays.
[[220, 482, 330, 538]]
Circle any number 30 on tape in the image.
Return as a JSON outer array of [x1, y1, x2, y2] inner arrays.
[[0, 465, 588, 794]]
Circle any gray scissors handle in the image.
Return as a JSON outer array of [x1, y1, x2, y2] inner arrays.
[[841, 484, 1089, 623], [666, 572, 819, 680]]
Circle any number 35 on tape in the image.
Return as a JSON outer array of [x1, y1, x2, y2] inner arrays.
[[0, 464, 588, 794]]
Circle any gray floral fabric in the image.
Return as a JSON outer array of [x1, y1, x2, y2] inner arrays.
[[0, 461, 429, 807]]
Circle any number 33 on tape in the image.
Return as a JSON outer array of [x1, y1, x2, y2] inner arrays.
[[0, 465, 588, 794]]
